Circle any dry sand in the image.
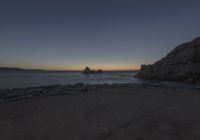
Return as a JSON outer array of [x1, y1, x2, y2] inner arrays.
[[0, 85, 200, 140]]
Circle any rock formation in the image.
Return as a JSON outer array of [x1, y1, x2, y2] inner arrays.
[[137, 37, 200, 83], [82, 67, 103, 74]]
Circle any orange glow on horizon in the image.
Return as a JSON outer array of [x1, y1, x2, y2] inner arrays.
[[47, 65, 140, 71], [6, 64, 140, 71]]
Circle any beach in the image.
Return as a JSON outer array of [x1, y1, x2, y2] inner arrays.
[[1, 0, 200, 139], [0, 84, 200, 140]]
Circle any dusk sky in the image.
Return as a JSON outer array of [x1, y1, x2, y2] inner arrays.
[[1, 0, 200, 70]]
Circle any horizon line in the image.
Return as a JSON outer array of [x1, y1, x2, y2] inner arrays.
[[0, 66, 140, 71]]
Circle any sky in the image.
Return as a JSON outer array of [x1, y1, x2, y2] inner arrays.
[[0, 0, 200, 70]]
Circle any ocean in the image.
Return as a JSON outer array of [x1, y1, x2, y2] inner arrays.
[[0, 71, 199, 89], [0, 71, 139, 89]]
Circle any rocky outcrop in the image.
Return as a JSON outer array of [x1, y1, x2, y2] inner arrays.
[[0, 83, 141, 103], [82, 67, 103, 74], [137, 37, 200, 83]]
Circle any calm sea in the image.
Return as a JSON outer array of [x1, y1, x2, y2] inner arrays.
[[0, 71, 139, 89], [0, 71, 199, 89]]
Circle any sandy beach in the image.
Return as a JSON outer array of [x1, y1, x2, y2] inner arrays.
[[0, 84, 200, 140]]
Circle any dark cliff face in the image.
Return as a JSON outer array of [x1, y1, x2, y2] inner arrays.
[[137, 37, 200, 83]]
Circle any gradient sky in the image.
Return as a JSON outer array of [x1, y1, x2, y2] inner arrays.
[[0, 0, 200, 70]]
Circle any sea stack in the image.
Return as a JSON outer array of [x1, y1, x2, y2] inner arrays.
[[82, 67, 103, 74], [137, 37, 200, 83]]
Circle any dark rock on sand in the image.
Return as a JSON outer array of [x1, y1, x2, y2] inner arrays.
[[82, 66, 103, 74], [137, 37, 200, 83], [74, 83, 85, 87]]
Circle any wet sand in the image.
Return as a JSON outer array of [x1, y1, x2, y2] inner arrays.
[[0, 84, 200, 140]]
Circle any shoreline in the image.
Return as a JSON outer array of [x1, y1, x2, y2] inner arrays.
[[1, 83, 200, 103]]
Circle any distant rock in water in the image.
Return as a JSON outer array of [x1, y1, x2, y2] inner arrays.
[[137, 37, 200, 83], [82, 67, 103, 74]]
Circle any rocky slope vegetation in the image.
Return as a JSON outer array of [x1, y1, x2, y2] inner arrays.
[[137, 37, 200, 83]]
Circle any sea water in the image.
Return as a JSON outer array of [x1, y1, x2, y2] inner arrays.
[[0, 71, 199, 89], [0, 71, 139, 88]]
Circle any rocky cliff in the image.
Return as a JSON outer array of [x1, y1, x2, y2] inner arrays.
[[137, 37, 200, 83]]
